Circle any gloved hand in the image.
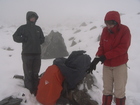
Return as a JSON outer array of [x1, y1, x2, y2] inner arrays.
[[99, 55, 106, 64], [86, 58, 100, 74]]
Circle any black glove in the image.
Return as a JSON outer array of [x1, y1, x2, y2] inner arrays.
[[86, 58, 100, 74], [99, 55, 106, 64]]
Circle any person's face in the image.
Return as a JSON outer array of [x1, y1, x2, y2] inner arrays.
[[30, 17, 36, 22], [106, 24, 115, 29], [105, 20, 115, 29]]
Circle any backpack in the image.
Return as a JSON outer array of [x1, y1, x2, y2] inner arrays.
[[36, 65, 64, 105]]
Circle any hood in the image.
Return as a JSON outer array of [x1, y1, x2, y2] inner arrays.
[[26, 11, 38, 23], [104, 11, 121, 25]]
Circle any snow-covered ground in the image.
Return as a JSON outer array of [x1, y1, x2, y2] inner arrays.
[[0, 0, 140, 105]]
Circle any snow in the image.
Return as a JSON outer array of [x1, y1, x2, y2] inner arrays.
[[0, 0, 140, 105]]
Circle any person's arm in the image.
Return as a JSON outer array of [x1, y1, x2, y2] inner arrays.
[[13, 26, 27, 43]]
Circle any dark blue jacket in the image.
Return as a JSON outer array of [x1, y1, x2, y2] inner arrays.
[[13, 11, 45, 54], [53, 51, 91, 89]]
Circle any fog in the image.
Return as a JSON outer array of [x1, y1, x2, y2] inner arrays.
[[0, 0, 140, 27]]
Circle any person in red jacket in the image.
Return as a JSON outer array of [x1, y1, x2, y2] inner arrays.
[[87, 11, 131, 105]]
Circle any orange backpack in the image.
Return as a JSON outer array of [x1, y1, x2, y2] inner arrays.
[[36, 65, 64, 105]]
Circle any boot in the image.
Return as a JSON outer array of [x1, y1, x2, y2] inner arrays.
[[102, 95, 112, 105], [116, 97, 126, 105]]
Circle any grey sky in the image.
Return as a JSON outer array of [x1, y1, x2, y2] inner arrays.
[[0, 0, 139, 26]]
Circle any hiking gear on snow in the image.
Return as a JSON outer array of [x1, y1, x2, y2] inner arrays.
[[53, 50, 91, 90], [22, 54, 41, 95], [102, 95, 112, 105], [116, 97, 126, 105], [86, 58, 100, 73], [0, 96, 22, 105], [36, 51, 91, 105], [13, 11, 45, 54], [36, 65, 64, 105], [99, 55, 106, 64], [96, 11, 131, 67], [103, 64, 127, 98]]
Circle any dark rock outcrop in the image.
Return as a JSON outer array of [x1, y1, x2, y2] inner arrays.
[[41, 30, 69, 59]]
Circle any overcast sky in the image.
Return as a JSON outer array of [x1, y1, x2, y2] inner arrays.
[[0, 0, 140, 26]]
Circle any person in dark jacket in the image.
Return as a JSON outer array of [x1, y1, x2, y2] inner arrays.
[[87, 11, 131, 105], [13, 11, 45, 95]]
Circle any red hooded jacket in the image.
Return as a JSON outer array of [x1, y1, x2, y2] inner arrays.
[[96, 11, 131, 67]]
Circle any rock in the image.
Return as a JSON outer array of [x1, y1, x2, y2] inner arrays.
[[72, 74, 98, 105], [71, 40, 77, 47], [74, 29, 81, 34], [41, 30, 69, 59], [57, 74, 98, 105], [69, 37, 75, 41], [80, 22, 87, 27], [90, 26, 97, 30]]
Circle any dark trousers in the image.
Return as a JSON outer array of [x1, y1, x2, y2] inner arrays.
[[22, 54, 41, 95]]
